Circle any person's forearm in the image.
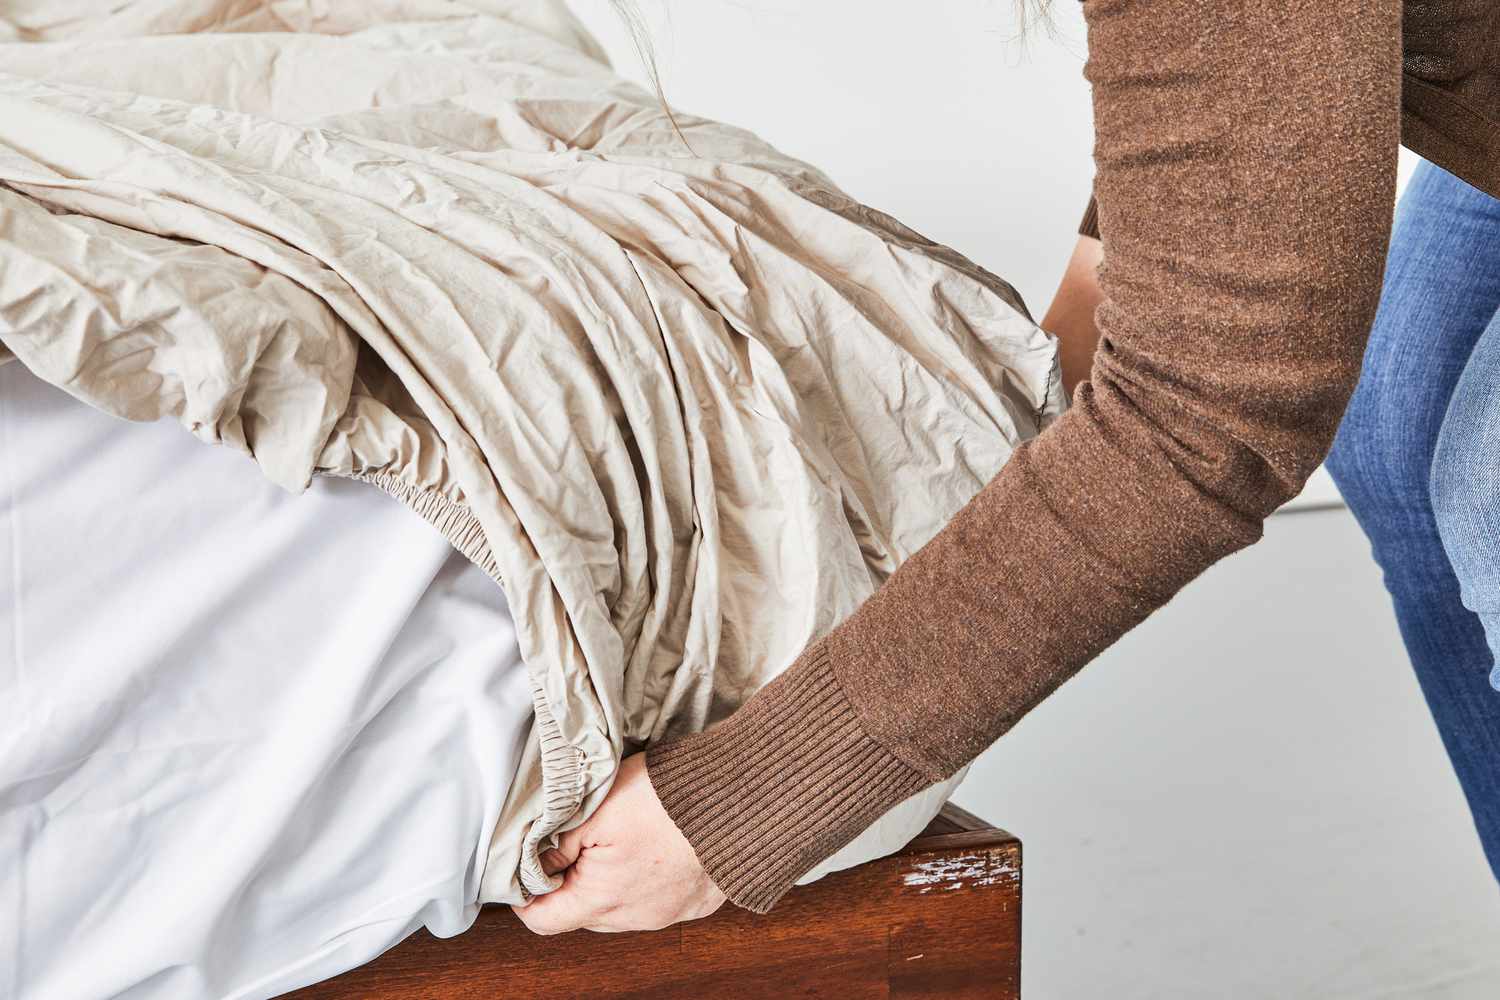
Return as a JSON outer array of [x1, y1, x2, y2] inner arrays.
[[650, 231, 1106, 908], [650, 0, 1400, 913]]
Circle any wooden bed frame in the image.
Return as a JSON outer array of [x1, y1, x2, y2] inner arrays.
[[288, 803, 1021, 998]]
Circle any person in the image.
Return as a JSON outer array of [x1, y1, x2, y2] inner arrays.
[[1325, 160, 1500, 884], [513, 0, 1500, 934]]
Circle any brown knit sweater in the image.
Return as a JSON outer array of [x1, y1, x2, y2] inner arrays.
[[648, 0, 1499, 914]]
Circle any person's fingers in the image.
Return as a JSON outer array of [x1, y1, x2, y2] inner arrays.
[[586, 909, 672, 934], [540, 822, 589, 876], [511, 870, 602, 936]]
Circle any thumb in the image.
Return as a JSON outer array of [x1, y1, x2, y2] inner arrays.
[[541, 822, 588, 875], [512, 867, 600, 936]]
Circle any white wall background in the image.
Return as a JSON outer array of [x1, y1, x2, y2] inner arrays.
[[575, 0, 1096, 316], [568, 2, 1500, 996]]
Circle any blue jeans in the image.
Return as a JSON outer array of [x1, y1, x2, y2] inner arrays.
[[1327, 160, 1500, 883]]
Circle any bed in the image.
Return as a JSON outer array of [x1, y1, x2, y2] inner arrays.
[[290, 803, 1023, 1000], [1, 2, 1056, 994]]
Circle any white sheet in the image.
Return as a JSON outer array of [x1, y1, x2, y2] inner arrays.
[[0, 364, 535, 999]]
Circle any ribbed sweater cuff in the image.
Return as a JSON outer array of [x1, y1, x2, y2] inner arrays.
[[645, 640, 932, 914]]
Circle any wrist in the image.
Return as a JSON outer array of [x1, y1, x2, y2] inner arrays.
[[645, 640, 930, 913]]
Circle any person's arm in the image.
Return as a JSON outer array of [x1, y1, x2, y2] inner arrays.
[[647, 0, 1401, 913], [1041, 231, 1104, 396], [514, 0, 1402, 931]]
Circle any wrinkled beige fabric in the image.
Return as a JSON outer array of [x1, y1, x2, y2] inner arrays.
[[0, 0, 1062, 903]]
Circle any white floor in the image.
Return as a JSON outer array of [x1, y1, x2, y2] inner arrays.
[[954, 507, 1500, 999]]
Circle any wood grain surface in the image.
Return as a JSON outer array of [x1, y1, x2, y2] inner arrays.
[[287, 803, 1021, 999]]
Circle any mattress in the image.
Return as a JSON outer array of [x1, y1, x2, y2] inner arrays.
[[0, 362, 961, 998], [0, 364, 535, 998]]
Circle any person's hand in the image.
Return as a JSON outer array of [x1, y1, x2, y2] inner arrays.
[[511, 752, 727, 934]]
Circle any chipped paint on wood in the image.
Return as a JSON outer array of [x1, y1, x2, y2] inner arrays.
[[901, 851, 1019, 894]]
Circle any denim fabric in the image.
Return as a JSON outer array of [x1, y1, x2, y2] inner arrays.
[[1327, 160, 1500, 883], [1433, 279, 1500, 683]]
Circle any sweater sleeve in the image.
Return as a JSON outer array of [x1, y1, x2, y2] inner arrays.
[[648, 0, 1401, 914]]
